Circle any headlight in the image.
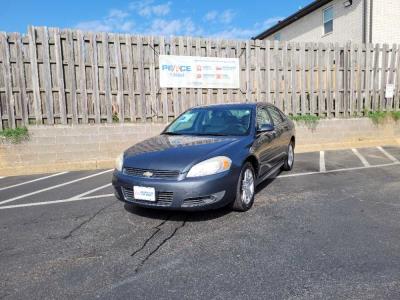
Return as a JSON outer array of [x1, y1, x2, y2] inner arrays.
[[115, 153, 124, 172], [187, 156, 232, 178]]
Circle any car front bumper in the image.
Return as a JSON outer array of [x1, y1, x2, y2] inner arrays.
[[112, 168, 240, 211]]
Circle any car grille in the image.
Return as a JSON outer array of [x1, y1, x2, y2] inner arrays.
[[122, 187, 173, 206], [123, 167, 180, 179]]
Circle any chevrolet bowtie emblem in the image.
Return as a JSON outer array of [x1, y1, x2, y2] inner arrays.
[[143, 171, 153, 177]]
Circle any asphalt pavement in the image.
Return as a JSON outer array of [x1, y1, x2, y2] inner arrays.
[[1, 146, 400, 299]]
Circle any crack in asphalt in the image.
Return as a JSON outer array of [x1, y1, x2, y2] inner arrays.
[[62, 202, 116, 240], [130, 216, 171, 257], [133, 217, 187, 274]]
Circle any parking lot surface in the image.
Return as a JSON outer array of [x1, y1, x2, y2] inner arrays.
[[1, 146, 400, 299]]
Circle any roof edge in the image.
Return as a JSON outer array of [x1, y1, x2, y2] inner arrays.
[[252, 0, 333, 40]]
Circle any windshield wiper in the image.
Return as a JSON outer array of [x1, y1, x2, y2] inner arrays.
[[162, 132, 184, 135], [195, 133, 230, 136]]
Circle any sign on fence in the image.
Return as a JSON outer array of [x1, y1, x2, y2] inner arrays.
[[159, 55, 240, 89]]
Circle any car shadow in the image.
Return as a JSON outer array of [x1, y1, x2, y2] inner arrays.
[[124, 203, 232, 222]]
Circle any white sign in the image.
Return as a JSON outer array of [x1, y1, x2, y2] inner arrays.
[[385, 84, 395, 99], [159, 55, 240, 89]]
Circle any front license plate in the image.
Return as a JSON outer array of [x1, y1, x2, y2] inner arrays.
[[133, 186, 156, 201]]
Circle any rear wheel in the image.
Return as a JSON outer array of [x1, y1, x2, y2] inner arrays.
[[231, 162, 255, 212], [282, 141, 294, 171]]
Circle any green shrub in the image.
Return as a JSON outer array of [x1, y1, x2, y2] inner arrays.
[[0, 127, 29, 143]]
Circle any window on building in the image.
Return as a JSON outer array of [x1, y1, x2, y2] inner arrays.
[[273, 33, 281, 41], [323, 6, 333, 35]]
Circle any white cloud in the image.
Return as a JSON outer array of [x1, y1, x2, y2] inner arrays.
[[220, 10, 235, 24], [204, 10, 218, 22], [75, 8, 135, 33], [130, 0, 171, 17], [203, 9, 235, 24], [147, 17, 202, 36]]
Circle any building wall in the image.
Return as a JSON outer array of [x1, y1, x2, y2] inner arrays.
[[263, 0, 364, 43], [372, 0, 400, 44]]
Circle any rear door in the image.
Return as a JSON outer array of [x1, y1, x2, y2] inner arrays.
[[266, 105, 287, 162], [254, 106, 279, 176]]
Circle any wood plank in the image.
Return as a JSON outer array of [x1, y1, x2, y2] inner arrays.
[[125, 34, 136, 122], [300, 42, 307, 114], [114, 34, 124, 122], [158, 36, 168, 121], [89, 32, 100, 123], [309, 43, 316, 115], [387, 44, 397, 111], [41, 27, 54, 124], [15, 33, 28, 125], [379, 44, 388, 111], [28, 26, 42, 124], [395, 44, 400, 111], [364, 43, 372, 112], [326, 43, 333, 117], [317, 43, 324, 116], [282, 41, 289, 113], [349, 43, 355, 117], [245, 40, 251, 102], [0, 32, 15, 128], [333, 43, 340, 117], [53, 28, 67, 124], [265, 40, 271, 104], [77, 30, 88, 123], [372, 43, 380, 112], [356, 44, 363, 115], [148, 36, 157, 121], [66, 29, 78, 123], [136, 35, 146, 121], [102, 32, 112, 123]]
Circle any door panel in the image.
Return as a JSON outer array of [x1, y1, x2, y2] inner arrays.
[[267, 106, 287, 161], [254, 106, 279, 176]]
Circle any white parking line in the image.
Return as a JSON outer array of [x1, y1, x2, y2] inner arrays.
[[69, 183, 112, 199], [320, 151, 326, 172], [0, 169, 113, 206], [0, 172, 68, 192], [0, 194, 115, 210], [278, 161, 399, 178], [377, 146, 399, 163], [352, 148, 370, 167]]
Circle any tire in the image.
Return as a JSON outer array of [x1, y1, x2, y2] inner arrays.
[[231, 162, 256, 212], [282, 141, 295, 171]]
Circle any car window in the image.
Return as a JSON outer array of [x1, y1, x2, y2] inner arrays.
[[256, 107, 273, 127], [267, 106, 284, 125], [165, 107, 252, 136]]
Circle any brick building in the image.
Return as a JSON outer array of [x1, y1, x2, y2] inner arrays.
[[253, 0, 400, 44]]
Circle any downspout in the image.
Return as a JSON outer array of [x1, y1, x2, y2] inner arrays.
[[369, 0, 373, 43], [362, 0, 367, 43]]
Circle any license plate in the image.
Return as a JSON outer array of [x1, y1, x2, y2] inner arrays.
[[133, 186, 156, 202]]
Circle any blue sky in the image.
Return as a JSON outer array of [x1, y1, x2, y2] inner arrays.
[[1, 0, 311, 39]]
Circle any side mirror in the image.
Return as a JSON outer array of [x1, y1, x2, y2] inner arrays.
[[257, 124, 275, 133]]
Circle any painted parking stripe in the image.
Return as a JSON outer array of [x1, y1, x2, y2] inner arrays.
[[319, 151, 326, 172], [377, 146, 399, 163], [0, 172, 68, 192], [0, 194, 115, 210], [0, 169, 113, 206], [69, 183, 112, 199], [351, 148, 370, 167], [278, 161, 399, 178]]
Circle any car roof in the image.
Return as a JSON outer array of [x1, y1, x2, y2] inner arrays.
[[192, 102, 273, 109]]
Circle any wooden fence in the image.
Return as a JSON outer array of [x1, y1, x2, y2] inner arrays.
[[0, 26, 400, 128]]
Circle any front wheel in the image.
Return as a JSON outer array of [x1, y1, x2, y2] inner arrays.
[[231, 162, 255, 212], [282, 142, 294, 171]]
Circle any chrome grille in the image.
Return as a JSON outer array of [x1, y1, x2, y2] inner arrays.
[[123, 167, 180, 179], [122, 187, 173, 206]]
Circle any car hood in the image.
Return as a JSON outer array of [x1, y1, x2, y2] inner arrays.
[[123, 135, 240, 172]]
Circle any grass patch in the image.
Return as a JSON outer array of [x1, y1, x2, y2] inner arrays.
[[289, 114, 321, 130], [0, 127, 29, 143], [365, 110, 400, 124]]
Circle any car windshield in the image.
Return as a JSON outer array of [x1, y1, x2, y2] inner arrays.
[[164, 107, 253, 136]]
